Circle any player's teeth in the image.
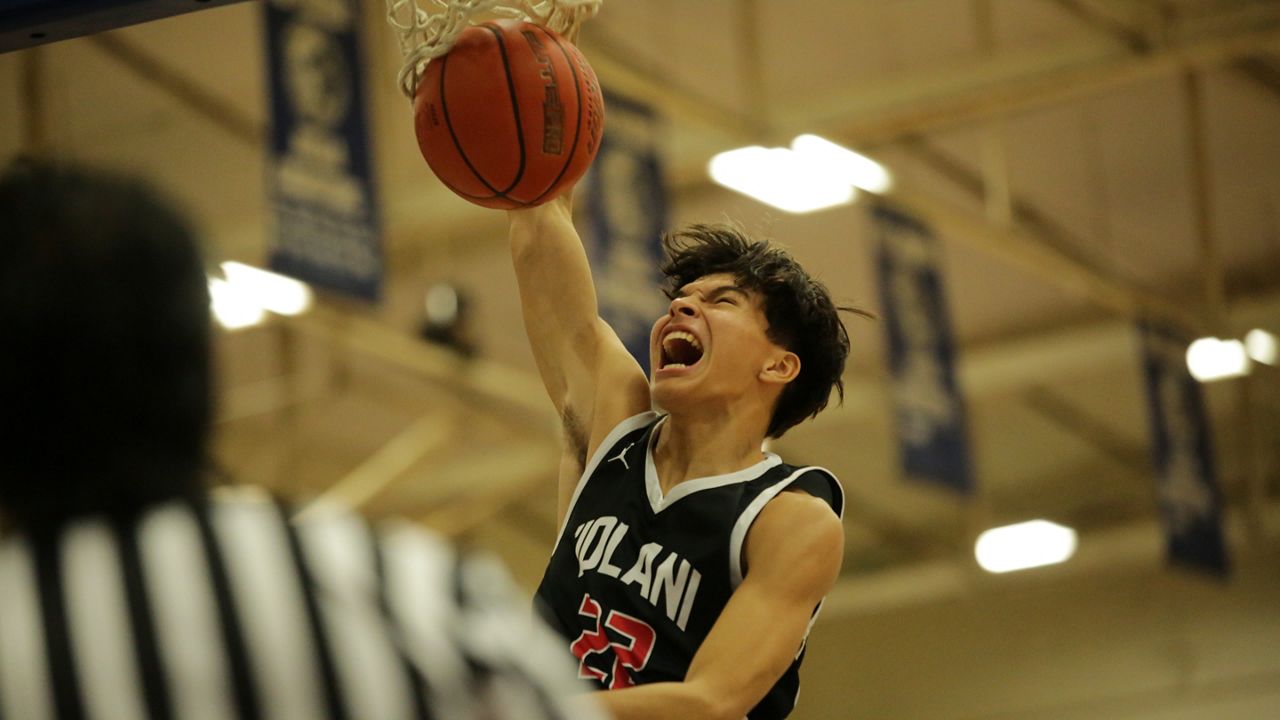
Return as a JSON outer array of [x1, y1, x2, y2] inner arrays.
[[662, 331, 701, 350], [666, 363, 687, 369]]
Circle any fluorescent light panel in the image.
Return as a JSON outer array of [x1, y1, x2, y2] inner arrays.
[[208, 262, 314, 331], [791, 134, 893, 193], [975, 520, 1077, 574], [221, 261, 314, 316], [709, 146, 855, 214], [708, 135, 890, 214], [1186, 337, 1251, 382], [1244, 328, 1277, 366], [208, 277, 266, 330]]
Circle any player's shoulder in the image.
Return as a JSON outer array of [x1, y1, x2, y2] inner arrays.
[[748, 489, 844, 570], [742, 465, 844, 559], [762, 461, 844, 512]]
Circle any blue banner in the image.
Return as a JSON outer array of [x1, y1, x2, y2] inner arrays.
[[583, 91, 668, 373], [873, 205, 974, 493], [264, 0, 381, 301], [1139, 324, 1229, 576]]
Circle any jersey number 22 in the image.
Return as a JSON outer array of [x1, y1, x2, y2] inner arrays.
[[570, 593, 656, 689]]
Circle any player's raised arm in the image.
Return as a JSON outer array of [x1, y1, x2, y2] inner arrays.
[[507, 196, 651, 490]]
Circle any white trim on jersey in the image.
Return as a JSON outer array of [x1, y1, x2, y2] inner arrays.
[[643, 416, 784, 514], [550, 411, 659, 556], [727, 466, 844, 589], [726, 466, 844, 661]]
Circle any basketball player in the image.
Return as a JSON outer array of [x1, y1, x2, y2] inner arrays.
[[508, 189, 852, 719]]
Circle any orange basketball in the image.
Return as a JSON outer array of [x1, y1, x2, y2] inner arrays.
[[413, 20, 605, 209]]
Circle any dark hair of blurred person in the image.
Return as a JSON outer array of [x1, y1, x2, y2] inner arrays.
[[0, 160, 211, 532]]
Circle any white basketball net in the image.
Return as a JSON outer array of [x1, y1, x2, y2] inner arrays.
[[385, 0, 603, 100]]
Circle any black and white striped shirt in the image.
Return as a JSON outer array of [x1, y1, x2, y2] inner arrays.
[[0, 488, 602, 720]]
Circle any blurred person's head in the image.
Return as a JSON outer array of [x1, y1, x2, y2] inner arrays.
[[0, 160, 211, 532]]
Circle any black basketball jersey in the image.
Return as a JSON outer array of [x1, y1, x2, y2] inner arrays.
[[534, 412, 844, 720]]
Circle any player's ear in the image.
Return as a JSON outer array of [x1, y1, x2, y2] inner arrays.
[[759, 350, 800, 386]]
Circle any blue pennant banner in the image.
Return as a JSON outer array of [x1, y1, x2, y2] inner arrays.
[[873, 205, 974, 494], [264, 0, 382, 301], [582, 90, 668, 373], [1139, 324, 1230, 576]]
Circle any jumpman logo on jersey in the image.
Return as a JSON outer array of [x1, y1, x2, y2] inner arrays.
[[608, 442, 637, 470]]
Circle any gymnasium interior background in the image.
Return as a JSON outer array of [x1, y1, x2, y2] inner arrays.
[[2, 1, 1279, 718]]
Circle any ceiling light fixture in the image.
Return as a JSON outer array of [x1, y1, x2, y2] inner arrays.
[[221, 261, 314, 317], [1244, 328, 1277, 366], [974, 520, 1077, 574], [791, 134, 894, 193], [208, 277, 266, 330], [1185, 337, 1251, 382], [708, 135, 891, 214]]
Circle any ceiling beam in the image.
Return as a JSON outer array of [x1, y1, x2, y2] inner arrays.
[[895, 135, 1104, 273], [1020, 385, 1150, 473], [1053, 0, 1280, 103], [420, 452, 555, 537], [88, 33, 262, 146], [578, 27, 768, 141], [807, 21, 1280, 148], [293, 304, 557, 427], [1052, 0, 1150, 51], [296, 411, 453, 518], [886, 182, 1203, 330]]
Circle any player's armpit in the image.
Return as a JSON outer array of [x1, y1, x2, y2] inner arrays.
[[595, 493, 844, 720]]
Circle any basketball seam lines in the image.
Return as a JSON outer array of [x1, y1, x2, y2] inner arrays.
[[486, 22, 528, 198], [438, 52, 502, 196], [438, 31, 509, 200]]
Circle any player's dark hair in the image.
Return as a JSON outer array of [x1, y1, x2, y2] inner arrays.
[[0, 160, 212, 532], [660, 224, 866, 438]]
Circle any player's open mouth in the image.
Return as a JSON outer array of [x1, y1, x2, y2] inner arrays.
[[659, 330, 704, 370]]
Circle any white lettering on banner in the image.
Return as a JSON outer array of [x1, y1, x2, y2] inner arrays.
[[278, 156, 362, 214], [273, 201, 379, 278], [886, 228, 957, 445], [572, 519, 702, 630]]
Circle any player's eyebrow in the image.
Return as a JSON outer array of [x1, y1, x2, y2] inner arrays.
[[678, 283, 750, 301]]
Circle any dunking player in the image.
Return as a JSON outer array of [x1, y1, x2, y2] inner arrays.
[[509, 182, 853, 719]]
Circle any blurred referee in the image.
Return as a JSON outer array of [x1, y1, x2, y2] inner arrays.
[[0, 160, 603, 720]]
